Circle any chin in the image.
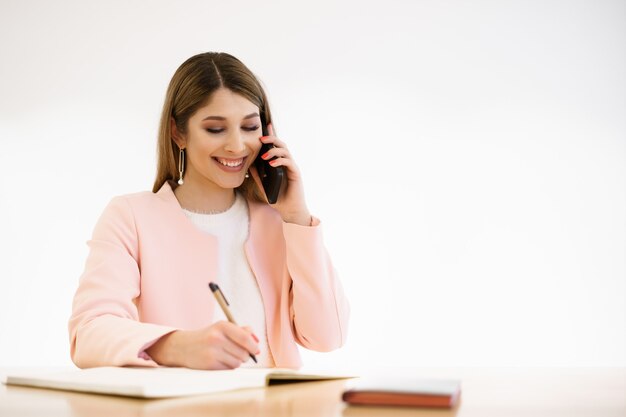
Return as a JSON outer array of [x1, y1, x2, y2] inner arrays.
[[217, 178, 246, 190]]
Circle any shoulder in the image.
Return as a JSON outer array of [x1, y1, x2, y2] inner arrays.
[[108, 182, 177, 214], [97, 188, 170, 228], [113, 190, 161, 207], [101, 190, 157, 216]]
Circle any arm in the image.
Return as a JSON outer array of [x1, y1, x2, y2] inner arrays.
[[250, 123, 349, 351], [283, 217, 350, 351], [68, 196, 176, 368]]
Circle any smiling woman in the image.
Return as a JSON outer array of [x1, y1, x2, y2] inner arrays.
[[67, 52, 350, 370]]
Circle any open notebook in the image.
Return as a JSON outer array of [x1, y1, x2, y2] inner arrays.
[[3, 367, 353, 398]]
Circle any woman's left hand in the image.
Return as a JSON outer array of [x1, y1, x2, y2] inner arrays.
[[249, 123, 312, 226]]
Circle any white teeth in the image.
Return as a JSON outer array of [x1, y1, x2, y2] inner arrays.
[[217, 158, 243, 167]]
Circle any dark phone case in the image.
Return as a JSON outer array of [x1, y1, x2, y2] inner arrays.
[[254, 112, 284, 204]]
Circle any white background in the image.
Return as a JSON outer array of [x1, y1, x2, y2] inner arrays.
[[0, 0, 624, 368]]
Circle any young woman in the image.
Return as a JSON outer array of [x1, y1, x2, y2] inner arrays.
[[68, 52, 349, 370]]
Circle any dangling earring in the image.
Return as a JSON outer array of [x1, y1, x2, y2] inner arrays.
[[178, 148, 185, 185], [245, 171, 250, 179]]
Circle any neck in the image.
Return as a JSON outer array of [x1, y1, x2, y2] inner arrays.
[[173, 173, 236, 213]]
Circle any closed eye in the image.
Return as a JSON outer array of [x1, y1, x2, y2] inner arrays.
[[206, 125, 259, 134]]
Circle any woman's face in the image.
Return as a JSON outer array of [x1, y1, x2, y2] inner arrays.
[[178, 87, 263, 190]]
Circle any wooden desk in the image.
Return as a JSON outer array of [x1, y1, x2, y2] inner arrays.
[[1, 367, 624, 416]]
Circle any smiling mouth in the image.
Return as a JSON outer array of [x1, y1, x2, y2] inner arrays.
[[214, 157, 245, 168]]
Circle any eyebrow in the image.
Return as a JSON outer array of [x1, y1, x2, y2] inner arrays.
[[202, 112, 259, 121]]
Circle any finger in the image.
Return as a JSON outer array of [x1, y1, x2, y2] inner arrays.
[[224, 324, 260, 356], [261, 147, 291, 161], [242, 326, 260, 344], [260, 134, 287, 149], [268, 123, 274, 136], [268, 157, 299, 174], [212, 358, 233, 370], [216, 350, 243, 369], [206, 333, 244, 368], [223, 342, 250, 363]]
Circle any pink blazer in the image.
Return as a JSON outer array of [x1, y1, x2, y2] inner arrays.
[[68, 181, 349, 369]]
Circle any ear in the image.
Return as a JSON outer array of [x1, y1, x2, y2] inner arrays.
[[170, 117, 186, 148]]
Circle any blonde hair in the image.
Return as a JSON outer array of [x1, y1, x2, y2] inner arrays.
[[153, 52, 272, 202]]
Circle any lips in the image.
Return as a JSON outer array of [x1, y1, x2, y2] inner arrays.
[[215, 157, 244, 167], [212, 156, 247, 172]]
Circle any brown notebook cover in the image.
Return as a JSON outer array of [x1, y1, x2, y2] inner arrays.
[[342, 376, 461, 408]]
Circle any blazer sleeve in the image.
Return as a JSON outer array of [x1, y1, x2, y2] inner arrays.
[[68, 196, 176, 368], [282, 217, 350, 351]]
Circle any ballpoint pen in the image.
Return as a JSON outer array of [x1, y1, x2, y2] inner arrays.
[[208, 282, 258, 364]]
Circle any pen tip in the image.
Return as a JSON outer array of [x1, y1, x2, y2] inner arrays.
[[208, 282, 218, 292]]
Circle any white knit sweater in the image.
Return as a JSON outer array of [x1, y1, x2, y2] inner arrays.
[[182, 192, 274, 368]]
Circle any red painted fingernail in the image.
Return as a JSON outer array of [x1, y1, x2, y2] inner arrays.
[[252, 333, 259, 343], [261, 152, 270, 159], [269, 160, 277, 166]]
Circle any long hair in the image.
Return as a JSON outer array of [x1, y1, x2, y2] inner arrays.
[[152, 52, 272, 202]]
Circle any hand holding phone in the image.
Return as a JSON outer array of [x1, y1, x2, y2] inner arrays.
[[254, 111, 284, 204]]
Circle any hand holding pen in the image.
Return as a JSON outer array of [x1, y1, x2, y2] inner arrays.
[[209, 282, 258, 364], [143, 284, 260, 370]]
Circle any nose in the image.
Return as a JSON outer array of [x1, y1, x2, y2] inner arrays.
[[224, 130, 246, 153]]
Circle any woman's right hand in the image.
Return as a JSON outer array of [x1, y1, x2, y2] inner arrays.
[[145, 321, 260, 369]]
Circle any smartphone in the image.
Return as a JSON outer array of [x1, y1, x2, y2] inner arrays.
[[254, 111, 284, 204]]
